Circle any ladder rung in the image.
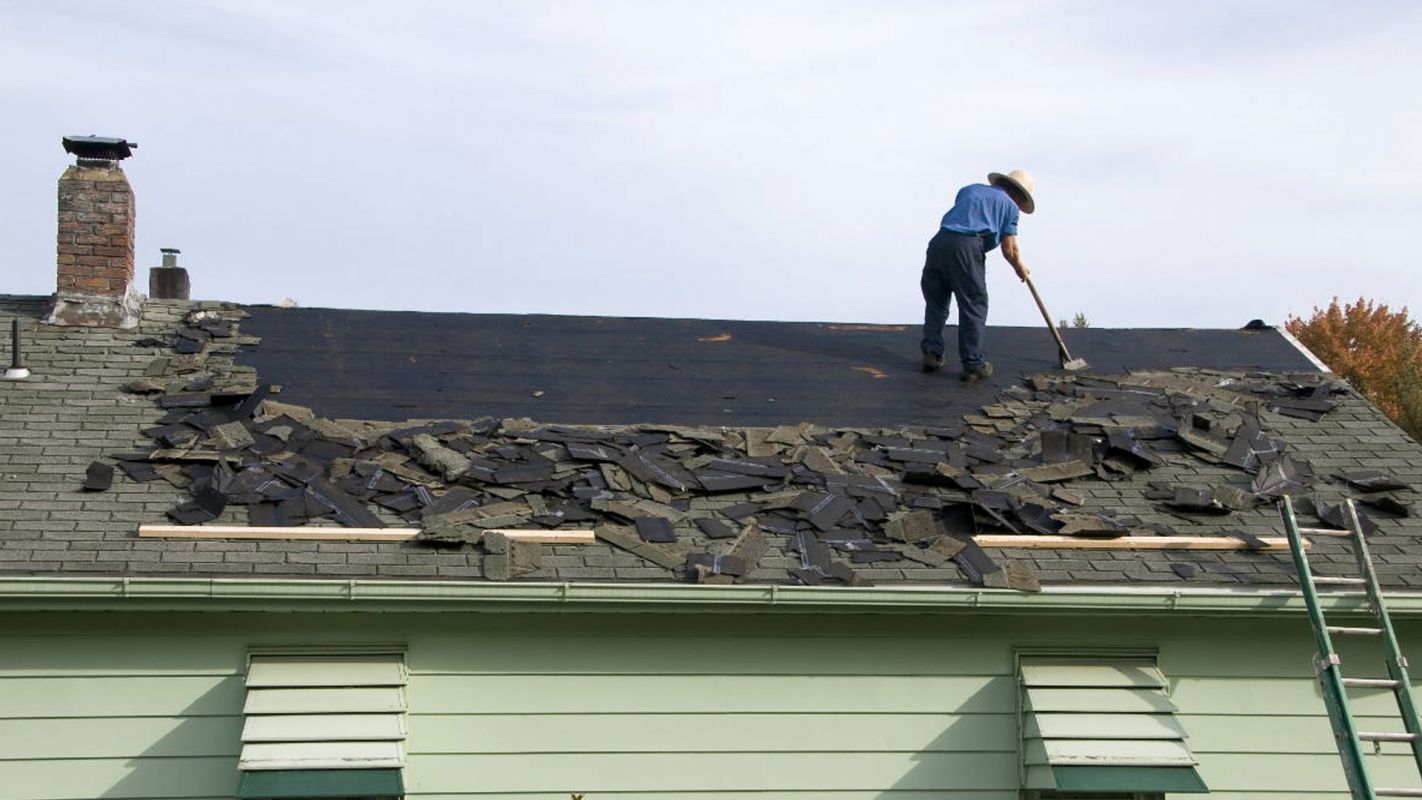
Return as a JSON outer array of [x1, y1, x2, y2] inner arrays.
[[1377, 790, 1422, 797], [1360, 731, 1418, 742], [1313, 576, 1367, 585], [1342, 678, 1400, 689], [1328, 626, 1383, 636], [1300, 527, 1355, 537]]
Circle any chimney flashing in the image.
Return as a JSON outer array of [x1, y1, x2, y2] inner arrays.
[[44, 289, 145, 329]]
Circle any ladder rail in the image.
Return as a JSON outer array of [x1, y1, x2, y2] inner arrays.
[[1344, 498, 1422, 779], [1283, 495, 1376, 800]]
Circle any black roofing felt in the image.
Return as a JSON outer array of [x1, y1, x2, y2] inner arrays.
[[236, 307, 1317, 427]]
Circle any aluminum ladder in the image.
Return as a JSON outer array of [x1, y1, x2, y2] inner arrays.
[[1282, 496, 1422, 798]]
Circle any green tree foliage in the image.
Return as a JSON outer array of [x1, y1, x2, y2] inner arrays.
[[1286, 298, 1422, 442]]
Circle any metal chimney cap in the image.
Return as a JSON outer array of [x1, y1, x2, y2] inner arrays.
[[62, 135, 137, 161], [159, 247, 181, 255]]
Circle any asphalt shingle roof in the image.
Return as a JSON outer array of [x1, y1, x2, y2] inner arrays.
[[1, 296, 1418, 589]]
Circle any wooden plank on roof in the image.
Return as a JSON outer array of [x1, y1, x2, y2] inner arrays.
[[481, 529, 596, 543], [137, 524, 595, 543], [1020, 661, 1165, 689], [974, 534, 1301, 551], [247, 656, 405, 688], [244, 687, 405, 715]]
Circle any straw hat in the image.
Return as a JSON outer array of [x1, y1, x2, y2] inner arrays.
[[988, 169, 1036, 214]]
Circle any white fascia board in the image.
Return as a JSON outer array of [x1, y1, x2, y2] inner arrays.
[[1275, 325, 1333, 373]]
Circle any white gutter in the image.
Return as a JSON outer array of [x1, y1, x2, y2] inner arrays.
[[0, 577, 1414, 617]]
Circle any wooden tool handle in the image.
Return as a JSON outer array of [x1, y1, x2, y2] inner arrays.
[[1022, 273, 1072, 358]]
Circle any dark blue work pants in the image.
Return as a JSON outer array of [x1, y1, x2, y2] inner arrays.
[[920, 229, 989, 370]]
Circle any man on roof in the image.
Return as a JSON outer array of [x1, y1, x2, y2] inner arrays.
[[919, 169, 1035, 382]]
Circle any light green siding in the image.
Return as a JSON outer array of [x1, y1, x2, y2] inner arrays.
[[1, 610, 1420, 799]]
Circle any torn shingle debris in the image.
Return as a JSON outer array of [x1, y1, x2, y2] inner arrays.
[[81, 461, 114, 492], [1316, 502, 1381, 537], [107, 307, 1415, 589], [1356, 494, 1413, 518], [1337, 470, 1411, 493]]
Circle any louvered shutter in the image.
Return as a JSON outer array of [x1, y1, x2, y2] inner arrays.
[[1020, 658, 1207, 794], [237, 655, 406, 799]]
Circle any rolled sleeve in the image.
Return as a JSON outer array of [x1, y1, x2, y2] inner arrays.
[[1001, 206, 1020, 238]]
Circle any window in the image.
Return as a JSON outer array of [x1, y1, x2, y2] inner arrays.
[[1018, 656, 1207, 796], [237, 653, 407, 800]]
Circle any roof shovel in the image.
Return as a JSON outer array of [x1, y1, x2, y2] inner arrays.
[[1021, 272, 1089, 371]]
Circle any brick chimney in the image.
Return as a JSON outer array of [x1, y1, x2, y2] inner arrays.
[[44, 135, 144, 328]]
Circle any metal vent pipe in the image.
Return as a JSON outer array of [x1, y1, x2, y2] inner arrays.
[[4, 319, 30, 380]]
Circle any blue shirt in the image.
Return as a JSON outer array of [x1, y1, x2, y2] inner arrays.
[[939, 183, 1019, 251]]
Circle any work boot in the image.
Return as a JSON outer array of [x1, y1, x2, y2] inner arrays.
[[960, 362, 993, 382], [921, 351, 945, 372]]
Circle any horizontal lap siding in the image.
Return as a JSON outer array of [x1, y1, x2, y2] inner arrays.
[[0, 758, 236, 800], [410, 712, 1015, 753], [413, 616, 1422, 799], [0, 627, 248, 799], [0, 669, 243, 799], [0, 614, 1021, 799], [1162, 623, 1422, 798], [403, 632, 1017, 797], [2, 612, 1421, 799]]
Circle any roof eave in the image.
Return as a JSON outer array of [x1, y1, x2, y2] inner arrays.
[[0, 576, 1402, 617]]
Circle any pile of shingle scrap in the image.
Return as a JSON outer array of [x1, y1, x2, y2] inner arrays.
[[102, 308, 1415, 589]]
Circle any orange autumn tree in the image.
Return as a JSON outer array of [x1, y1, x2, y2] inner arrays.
[[1286, 298, 1422, 442]]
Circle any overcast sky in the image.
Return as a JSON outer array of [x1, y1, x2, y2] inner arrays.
[[1, 1, 1418, 328]]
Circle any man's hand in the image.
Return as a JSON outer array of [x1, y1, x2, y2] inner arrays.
[[1001, 235, 1030, 282]]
